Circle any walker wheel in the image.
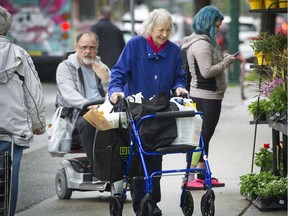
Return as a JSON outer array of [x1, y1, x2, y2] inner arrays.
[[109, 195, 123, 216], [181, 190, 194, 216], [200, 189, 215, 216], [55, 168, 72, 199], [139, 194, 154, 216]]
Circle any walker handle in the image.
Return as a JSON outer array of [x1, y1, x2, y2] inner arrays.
[[155, 110, 196, 119]]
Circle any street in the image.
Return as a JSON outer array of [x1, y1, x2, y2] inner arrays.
[[15, 83, 286, 216]]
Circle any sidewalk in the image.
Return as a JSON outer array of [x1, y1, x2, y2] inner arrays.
[[15, 86, 286, 216]]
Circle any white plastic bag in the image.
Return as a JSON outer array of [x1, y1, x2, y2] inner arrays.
[[47, 107, 68, 156], [98, 95, 128, 128], [170, 97, 202, 146]]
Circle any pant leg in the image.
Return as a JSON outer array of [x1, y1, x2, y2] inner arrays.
[[132, 155, 162, 213], [0, 141, 24, 216], [74, 115, 97, 165], [191, 98, 222, 161]]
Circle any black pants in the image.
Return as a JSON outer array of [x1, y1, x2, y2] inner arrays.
[[191, 97, 222, 162], [132, 155, 162, 213], [75, 115, 96, 165]]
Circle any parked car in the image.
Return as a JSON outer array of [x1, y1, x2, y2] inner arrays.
[[218, 16, 261, 60]]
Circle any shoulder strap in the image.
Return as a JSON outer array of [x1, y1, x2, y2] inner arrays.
[[14, 71, 25, 82]]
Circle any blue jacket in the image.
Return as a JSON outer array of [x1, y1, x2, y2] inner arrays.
[[108, 35, 186, 99]]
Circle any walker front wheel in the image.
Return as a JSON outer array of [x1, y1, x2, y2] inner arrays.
[[200, 189, 215, 216], [181, 190, 194, 216], [139, 194, 154, 216]]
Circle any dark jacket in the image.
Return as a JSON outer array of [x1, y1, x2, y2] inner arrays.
[[90, 18, 125, 69]]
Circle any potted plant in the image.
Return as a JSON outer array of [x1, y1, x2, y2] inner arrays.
[[239, 144, 287, 210], [247, 98, 270, 121]]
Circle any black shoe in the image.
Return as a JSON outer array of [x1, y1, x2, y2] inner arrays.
[[153, 205, 162, 216]]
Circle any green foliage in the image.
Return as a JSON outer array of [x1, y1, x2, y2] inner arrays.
[[247, 99, 270, 115], [254, 146, 273, 172], [239, 172, 287, 198]]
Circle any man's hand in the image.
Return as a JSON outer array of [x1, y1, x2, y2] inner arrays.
[[110, 92, 125, 104], [91, 61, 109, 83], [33, 128, 45, 135]]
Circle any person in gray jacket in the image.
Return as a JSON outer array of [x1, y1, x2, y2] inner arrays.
[[181, 6, 240, 190], [0, 6, 46, 216], [55, 31, 110, 170]]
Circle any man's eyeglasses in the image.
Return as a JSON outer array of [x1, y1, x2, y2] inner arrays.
[[77, 44, 98, 51]]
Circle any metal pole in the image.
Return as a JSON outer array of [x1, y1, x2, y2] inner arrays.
[[130, 0, 135, 36], [229, 0, 240, 84]]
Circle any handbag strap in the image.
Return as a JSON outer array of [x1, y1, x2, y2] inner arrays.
[[51, 107, 64, 123]]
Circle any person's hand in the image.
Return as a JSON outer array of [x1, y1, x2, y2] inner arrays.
[[91, 61, 109, 83], [175, 87, 188, 97], [33, 128, 44, 135], [110, 92, 125, 104]]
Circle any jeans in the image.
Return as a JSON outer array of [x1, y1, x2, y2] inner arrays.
[[0, 141, 24, 216]]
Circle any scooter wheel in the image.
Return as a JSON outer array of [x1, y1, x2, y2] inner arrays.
[[109, 195, 123, 216], [55, 168, 72, 199], [200, 189, 215, 216], [181, 190, 194, 216]]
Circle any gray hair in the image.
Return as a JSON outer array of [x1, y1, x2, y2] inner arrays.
[[0, 6, 12, 35], [137, 8, 173, 38]]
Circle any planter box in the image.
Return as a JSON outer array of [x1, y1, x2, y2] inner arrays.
[[243, 193, 287, 210], [252, 196, 287, 210]]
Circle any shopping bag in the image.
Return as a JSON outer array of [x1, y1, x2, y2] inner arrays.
[[83, 96, 128, 130], [134, 92, 178, 151], [170, 97, 202, 146], [92, 98, 131, 182], [47, 107, 68, 157], [92, 127, 131, 182]]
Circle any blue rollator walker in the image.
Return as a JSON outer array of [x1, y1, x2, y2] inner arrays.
[[109, 98, 215, 216]]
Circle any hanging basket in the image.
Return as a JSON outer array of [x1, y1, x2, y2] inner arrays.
[[248, 0, 264, 9]]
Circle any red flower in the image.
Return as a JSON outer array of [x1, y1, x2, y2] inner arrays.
[[263, 143, 270, 149]]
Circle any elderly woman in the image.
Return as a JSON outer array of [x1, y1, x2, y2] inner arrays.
[[109, 8, 187, 216]]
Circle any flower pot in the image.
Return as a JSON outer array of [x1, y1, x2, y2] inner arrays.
[[249, 0, 264, 9], [279, 2, 288, 8], [253, 112, 267, 122], [264, 0, 278, 8]]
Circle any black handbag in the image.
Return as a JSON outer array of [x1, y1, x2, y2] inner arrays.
[[134, 92, 178, 151], [92, 99, 131, 182]]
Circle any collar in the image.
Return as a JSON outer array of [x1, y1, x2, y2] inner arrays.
[[146, 36, 168, 53]]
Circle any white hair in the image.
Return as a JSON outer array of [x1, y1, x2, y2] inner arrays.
[[137, 8, 173, 38], [0, 6, 12, 35]]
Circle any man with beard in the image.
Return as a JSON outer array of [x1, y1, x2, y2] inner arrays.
[[55, 31, 110, 168]]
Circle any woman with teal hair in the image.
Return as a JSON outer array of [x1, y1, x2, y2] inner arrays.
[[181, 6, 240, 190]]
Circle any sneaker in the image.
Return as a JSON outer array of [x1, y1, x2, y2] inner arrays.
[[211, 177, 225, 187], [186, 179, 204, 190]]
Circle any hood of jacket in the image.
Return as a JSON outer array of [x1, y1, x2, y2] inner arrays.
[[181, 33, 211, 51], [0, 36, 22, 83]]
